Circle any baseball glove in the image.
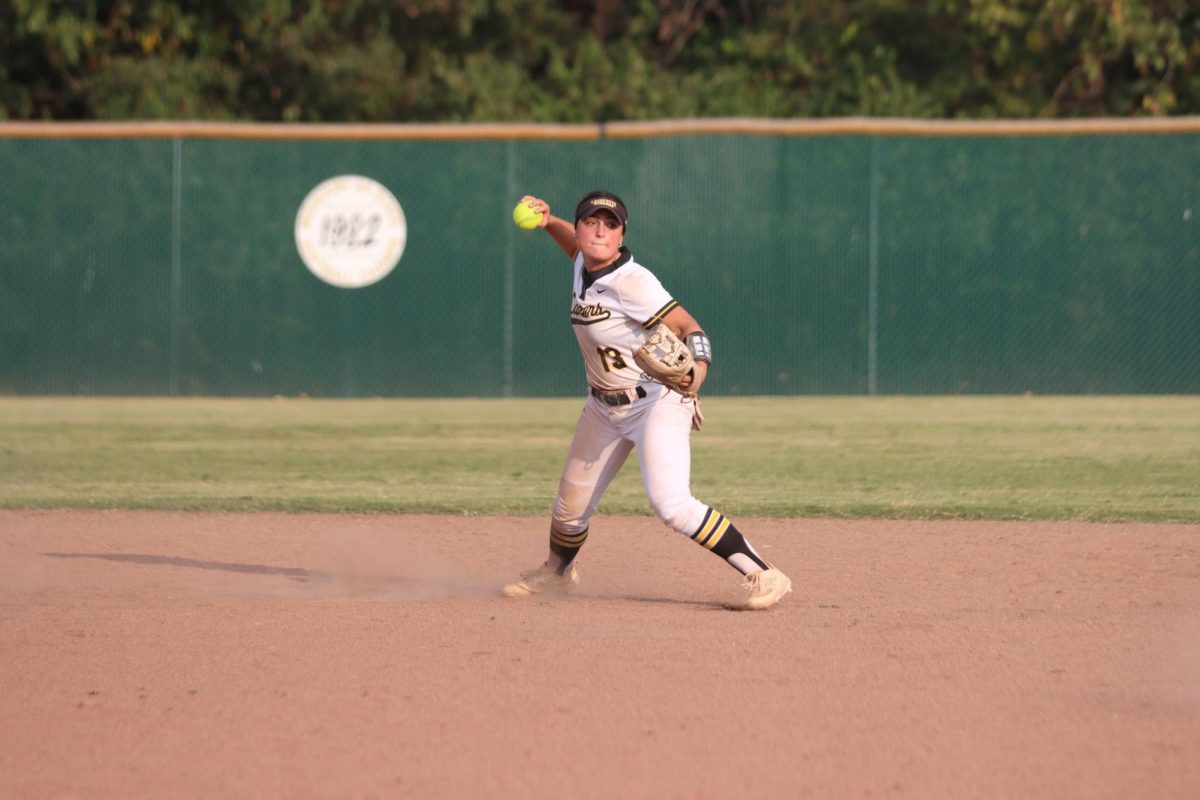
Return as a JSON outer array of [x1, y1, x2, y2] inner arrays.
[[635, 324, 697, 397]]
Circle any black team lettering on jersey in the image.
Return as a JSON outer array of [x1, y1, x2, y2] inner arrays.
[[571, 297, 611, 325]]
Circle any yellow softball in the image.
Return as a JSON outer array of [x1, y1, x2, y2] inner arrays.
[[512, 200, 543, 231]]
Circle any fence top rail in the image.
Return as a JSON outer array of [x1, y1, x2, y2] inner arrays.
[[607, 116, 1200, 137], [0, 121, 601, 141], [2, 117, 1199, 141]]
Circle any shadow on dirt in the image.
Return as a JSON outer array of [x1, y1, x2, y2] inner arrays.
[[41, 551, 500, 599], [46, 552, 335, 582]]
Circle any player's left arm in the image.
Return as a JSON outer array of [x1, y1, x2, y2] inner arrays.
[[662, 305, 710, 394]]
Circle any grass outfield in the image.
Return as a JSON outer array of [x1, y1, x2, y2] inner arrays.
[[0, 395, 1197, 522]]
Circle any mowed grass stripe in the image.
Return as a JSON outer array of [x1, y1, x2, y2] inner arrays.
[[0, 396, 1196, 522]]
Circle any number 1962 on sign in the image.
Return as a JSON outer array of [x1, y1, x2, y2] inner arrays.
[[294, 175, 408, 289]]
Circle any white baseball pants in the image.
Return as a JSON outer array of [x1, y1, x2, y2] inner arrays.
[[552, 384, 707, 537]]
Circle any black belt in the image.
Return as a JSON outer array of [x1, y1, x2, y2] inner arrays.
[[590, 385, 648, 406]]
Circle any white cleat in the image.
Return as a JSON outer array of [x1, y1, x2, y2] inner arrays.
[[734, 567, 792, 610], [501, 563, 580, 598]]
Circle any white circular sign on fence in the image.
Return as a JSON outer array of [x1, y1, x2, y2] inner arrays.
[[294, 175, 407, 288]]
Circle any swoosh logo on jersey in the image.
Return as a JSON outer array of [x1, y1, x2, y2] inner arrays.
[[571, 300, 611, 325], [597, 288, 608, 293]]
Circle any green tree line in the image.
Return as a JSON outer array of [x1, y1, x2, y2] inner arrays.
[[1, 0, 1197, 121]]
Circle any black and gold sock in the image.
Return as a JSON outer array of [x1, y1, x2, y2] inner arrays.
[[548, 526, 588, 574], [690, 508, 769, 575]]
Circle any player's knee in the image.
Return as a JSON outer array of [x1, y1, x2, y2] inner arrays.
[[651, 494, 701, 536], [551, 499, 589, 536], [552, 480, 595, 534]]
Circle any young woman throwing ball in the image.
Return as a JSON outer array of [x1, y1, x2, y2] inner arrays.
[[501, 190, 791, 610]]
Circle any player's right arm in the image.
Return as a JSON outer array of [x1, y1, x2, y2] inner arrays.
[[520, 195, 577, 260]]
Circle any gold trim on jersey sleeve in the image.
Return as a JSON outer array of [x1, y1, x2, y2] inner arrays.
[[643, 299, 679, 329]]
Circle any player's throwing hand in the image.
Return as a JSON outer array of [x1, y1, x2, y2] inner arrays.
[[518, 195, 551, 228]]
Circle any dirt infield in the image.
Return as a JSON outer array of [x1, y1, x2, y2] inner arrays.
[[1, 511, 1197, 799]]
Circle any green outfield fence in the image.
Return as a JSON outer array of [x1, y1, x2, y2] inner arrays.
[[1, 118, 1198, 397]]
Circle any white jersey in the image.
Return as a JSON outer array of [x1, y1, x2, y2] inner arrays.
[[568, 248, 678, 391]]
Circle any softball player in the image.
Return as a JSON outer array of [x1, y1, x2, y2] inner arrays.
[[501, 191, 791, 610]]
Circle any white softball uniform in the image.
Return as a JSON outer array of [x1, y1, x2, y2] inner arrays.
[[553, 248, 710, 539]]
